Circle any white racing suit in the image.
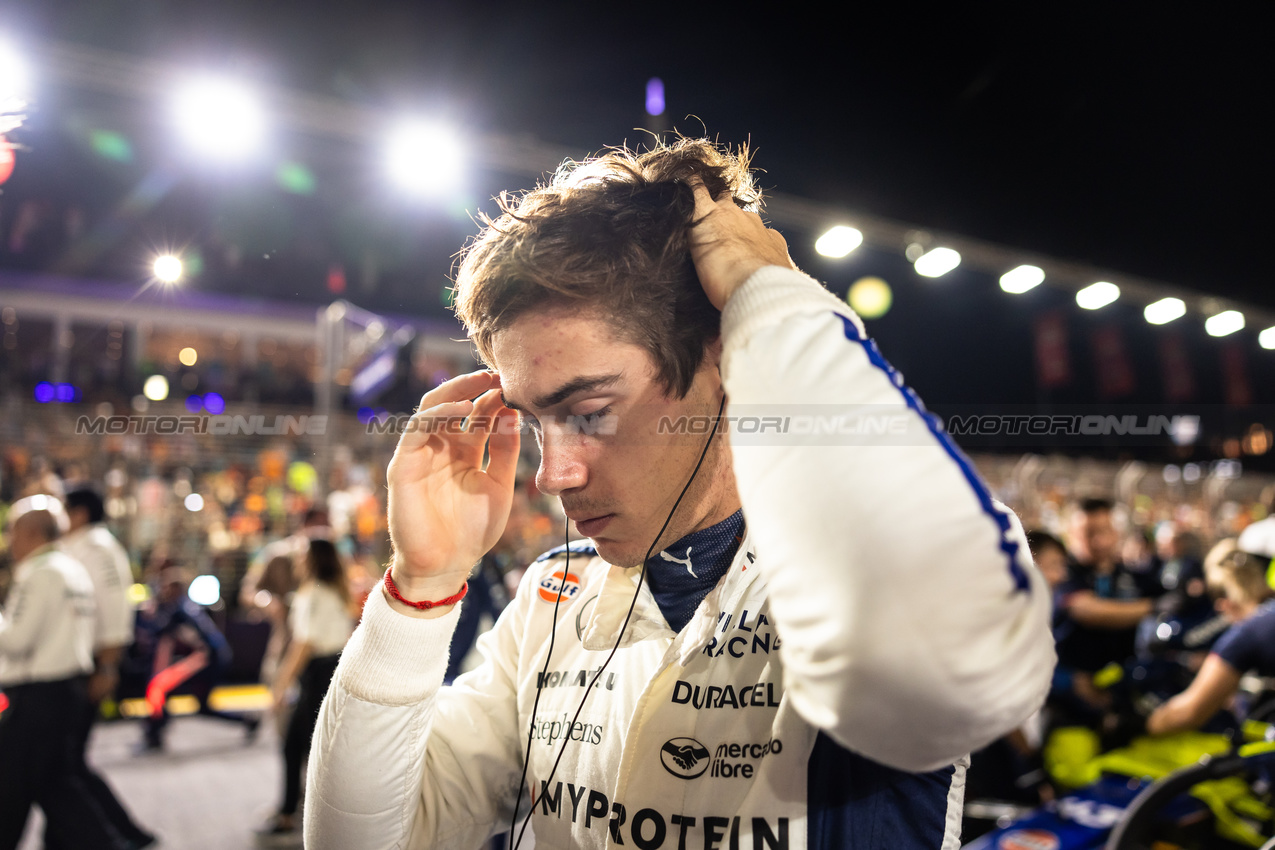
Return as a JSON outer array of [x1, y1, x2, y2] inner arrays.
[[306, 266, 1056, 849]]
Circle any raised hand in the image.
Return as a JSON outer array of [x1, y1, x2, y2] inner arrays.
[[687, 179, 797, 310], [385, 371, 520, 616]]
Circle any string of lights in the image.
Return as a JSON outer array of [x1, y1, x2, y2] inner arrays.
[[2, 36, 1273, 351]]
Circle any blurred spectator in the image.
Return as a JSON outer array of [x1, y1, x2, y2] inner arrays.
[[51, 486, 153, 849], [257, 539, 354, 842], [0, 497, 119, 849], [1031, 529, 1109, 727], [240, 508, 331, 682], [136, 566, 255, 752], [1237, 487, 1275, 562], [1153, 527, 1209, 618], [1055, 498, 1155, 676], [1146, 539, 1275, 735]]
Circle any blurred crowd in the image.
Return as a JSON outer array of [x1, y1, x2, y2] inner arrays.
[[3, 425, 1275, 846], [964, 482, 1275, 815]]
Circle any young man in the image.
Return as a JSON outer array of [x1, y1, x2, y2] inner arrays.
[[1056, 498, 1156, 675], [1146, 539, 1275, 736], [306, 139, 1054, 849]]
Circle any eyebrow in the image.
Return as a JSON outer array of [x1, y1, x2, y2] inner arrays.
[[501, 373, 623, 413]]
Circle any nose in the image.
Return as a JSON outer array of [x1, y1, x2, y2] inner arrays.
[[534, 430, 588, 496]]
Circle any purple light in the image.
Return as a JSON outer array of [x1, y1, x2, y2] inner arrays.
[[185, 395, 203, 412], [34, 382, 54, 403], [357, 406, 374, 424], [203, 392, 225, 414], [55, 383, 77, 402], [646, 78, 665, 117]]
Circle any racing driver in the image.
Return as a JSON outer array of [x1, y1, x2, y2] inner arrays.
[[304, 138, 1055, 849]]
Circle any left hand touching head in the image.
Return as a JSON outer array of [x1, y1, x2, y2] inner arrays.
[[687, 179, 797, 310]]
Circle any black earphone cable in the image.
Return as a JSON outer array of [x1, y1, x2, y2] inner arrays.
[[509, 392, 727, 849]]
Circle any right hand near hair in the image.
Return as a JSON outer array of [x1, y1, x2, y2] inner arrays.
[[385, 371, 520, 617]]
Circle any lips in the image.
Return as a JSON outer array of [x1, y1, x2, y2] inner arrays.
[[570, 513, 615, 537]]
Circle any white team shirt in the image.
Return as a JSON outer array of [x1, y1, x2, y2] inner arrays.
[[60, 523, 136, 651], [0, 545, 97, 686]]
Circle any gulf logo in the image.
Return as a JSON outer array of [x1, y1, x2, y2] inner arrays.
[[538, 570, 582, 604], [998, 830, 1060, 850]]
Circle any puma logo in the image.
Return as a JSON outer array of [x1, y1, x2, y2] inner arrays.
[[660, 547, 696, 578]]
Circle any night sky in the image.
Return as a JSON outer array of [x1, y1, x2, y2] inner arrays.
[[2, 3, 1271, 460]]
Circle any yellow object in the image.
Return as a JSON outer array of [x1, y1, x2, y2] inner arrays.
[[1043, 726, 1102, 788], [1093, 661, 1125, 690], [207, 683, 272, 712]]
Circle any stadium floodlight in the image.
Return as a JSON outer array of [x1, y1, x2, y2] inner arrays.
[[815, 226, 863, 259], [913, 247, 960, 278], [0, 37, 29, 102], [1076, 281, 1119, 310], [143, 374, 169, 401], [173, 76, 265, 162], [1205, 309, 1244, 337], [999, 265, 1044, 294], [1144, 297, 1186, 325], [153, 254, 183, 283], [386, 120, 465, 197], [1260, 326, 1275, 350]]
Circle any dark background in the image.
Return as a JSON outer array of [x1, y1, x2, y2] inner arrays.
[[1, 3, 1271, 460]]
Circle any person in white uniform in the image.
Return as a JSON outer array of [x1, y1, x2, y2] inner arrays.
[[0, 496, 122, 850], [303, 139, 1055, 850], [49, 486, 154, 849]]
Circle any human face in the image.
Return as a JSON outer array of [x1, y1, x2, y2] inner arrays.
[[1071, 508, 1119, 569], [491, 308, 738, 567], [1035, 545, 1068, 589]]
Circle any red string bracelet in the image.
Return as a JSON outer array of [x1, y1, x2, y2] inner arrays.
[[383, 569, 468, 610]]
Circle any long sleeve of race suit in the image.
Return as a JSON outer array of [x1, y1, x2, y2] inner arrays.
[[718, 265, 1055, 773], [305, 580, 528, 850]]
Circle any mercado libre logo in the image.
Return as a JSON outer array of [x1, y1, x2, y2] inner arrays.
[[538, 570, 581, 604], [998, 830, 1060, 850], [660, 738, 710, 779]]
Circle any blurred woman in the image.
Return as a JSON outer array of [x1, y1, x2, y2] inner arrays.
[[1146, 538, 1275, 736], [257, 539, 354, 842]]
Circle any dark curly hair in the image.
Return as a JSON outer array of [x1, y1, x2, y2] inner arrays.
[[453, 138, 761, 399]]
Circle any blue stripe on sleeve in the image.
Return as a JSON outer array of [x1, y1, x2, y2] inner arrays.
[[808, 731, 956, 848], [835, 313, 1030, 593]]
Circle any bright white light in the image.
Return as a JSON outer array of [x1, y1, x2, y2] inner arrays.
[[999, 265, 1044, 294], [1076, 281, 1120, 310], [154, 255, 183, 283], [1260, 326, 1275, 350], [143, 374, 169, 401], [1144, 297, 1186, 325], [386, 121, 465, 196], [815, 226, 863, 259], [184, 493, 204, 512], [1205, 310, 1244, 337], [188, 574, 220, 606], [179, 347, 198, 366], [913, 247, 960, 278], [0, 38, 29, 101], [173, 76, 265, 161]]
